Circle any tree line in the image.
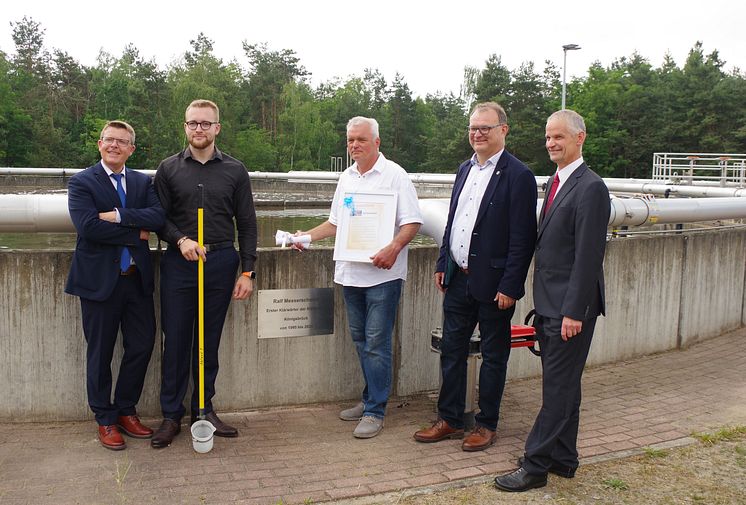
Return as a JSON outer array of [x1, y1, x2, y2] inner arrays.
[[1, 17, 745, 178]]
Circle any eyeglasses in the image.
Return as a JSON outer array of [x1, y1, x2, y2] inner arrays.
[[467, 124, 506, 135], [185, 121, 218, 130], [100, 137, 132, 147]]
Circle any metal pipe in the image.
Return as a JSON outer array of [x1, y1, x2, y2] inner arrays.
[[0, 194, 72, 232], [5, 168, 746, 197], [417, 196, 746, 247], [418, 199, 450, 247], [2, 193, 746, 234]]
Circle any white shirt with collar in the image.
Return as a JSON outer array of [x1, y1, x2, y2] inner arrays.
[[101, 161, 126, 223], [329, 152, 423, 287], [449, 149, 504, 269], [553, 156, 584, 194]]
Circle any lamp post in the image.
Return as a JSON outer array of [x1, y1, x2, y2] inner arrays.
[[562, 44, 581, 109]]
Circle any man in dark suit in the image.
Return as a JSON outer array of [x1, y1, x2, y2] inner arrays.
[[495, 109, 610, 491], [66, 120, 165, 450], [414, 102, 537, 451]]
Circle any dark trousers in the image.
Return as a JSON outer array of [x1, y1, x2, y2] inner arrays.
[[81, 272, 155, 426], [438, 269, 514, 431], [523, 314, 596, 475], [159, 246, 239, 421]]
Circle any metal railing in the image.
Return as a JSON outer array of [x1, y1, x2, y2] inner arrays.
[[653, 153, 746, 187]]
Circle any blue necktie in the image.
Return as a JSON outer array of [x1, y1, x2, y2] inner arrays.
[[111, 173, 131, 272]]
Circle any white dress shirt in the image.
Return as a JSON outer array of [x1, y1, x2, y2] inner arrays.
[[101, 161, 126, 223], [554, 156, 584, 194], [329, 153, 423, 287], [449, 150, 504, 269]]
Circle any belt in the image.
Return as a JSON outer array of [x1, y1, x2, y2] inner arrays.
[[460, 267, 469, 275], [120, 265, 138, 276], [204, 241, 234, 252]]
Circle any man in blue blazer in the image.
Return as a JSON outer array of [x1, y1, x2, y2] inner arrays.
[[414, 102, 537, 451], [495, 110, 610, 492], [66, 120, 165, 450]]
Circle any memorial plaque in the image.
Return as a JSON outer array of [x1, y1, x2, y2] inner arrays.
[[258, 288, 334, 339]]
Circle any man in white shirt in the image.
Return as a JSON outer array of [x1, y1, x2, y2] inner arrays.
[[414, 102, 537, 451], [295, 116, 422, 438]]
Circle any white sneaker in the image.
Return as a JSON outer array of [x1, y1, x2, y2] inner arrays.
[[353, 415, 384, 438], [339, 402, 364, 421]]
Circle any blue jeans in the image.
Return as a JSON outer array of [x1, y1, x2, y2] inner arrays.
[[343, 279, 403, 419]]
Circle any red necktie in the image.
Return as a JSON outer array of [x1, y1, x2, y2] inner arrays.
[[543, 175, 559, 215]]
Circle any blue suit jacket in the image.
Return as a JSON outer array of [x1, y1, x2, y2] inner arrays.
[[65, 162, 165, 301], [436, 151, 538, 303]]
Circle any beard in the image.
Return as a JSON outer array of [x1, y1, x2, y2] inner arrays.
[[189, 135, 213, 150]]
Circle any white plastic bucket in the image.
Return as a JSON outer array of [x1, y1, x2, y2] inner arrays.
[[191, 420, 216, 453]]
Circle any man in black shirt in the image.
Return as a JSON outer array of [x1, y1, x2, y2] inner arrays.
[[151, 99, 257, 448]]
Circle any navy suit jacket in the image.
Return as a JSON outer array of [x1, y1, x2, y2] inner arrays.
[[533, 163, 610, 320], [65, 162, 165, 301], [436, 150, 538, 303]]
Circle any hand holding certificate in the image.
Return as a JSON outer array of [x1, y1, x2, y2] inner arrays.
[[333, 191, 397, 263]]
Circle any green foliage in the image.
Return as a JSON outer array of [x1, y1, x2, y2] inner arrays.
[[419, 93, 470, 173], [1, 19, 745, 175], [234, 125, 276, 171], [692, 425, 746, 445], [642, 447, 669, 458], [602, 477, 629, 490]]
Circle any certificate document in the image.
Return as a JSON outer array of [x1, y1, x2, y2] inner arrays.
[[333, 190, 397, 263]]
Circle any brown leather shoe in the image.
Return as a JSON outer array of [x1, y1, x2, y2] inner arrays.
[[117, 415, 153, 439], [462, 425, 497, 451], [191, 411, 238, 438], [413, 419, 464, 443], [151, 419, 181, 448], [98, 425, 126, 451]]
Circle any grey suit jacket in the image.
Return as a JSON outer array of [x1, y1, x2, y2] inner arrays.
[[533, 163, 610, 320]]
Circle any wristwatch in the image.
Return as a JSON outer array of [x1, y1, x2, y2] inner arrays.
[[241, 271, 256, 279]]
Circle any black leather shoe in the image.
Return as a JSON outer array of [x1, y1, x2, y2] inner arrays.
[[494, 467, 547, 492], [191, 411, 238, 438], [151, 419, 181, 448], [518, 456, 576, 478]]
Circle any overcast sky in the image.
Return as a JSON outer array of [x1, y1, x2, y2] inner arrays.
[[2, 0, 744, 98]]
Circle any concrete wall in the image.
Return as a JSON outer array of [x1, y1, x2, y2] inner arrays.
[[679, 230, 746, 346], [1, 227, 745, 421]]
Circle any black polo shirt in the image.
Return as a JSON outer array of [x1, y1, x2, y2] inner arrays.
[[154, 147, 257, 272]]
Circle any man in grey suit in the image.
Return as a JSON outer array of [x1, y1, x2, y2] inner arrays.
[[495, 109, 610, 492]]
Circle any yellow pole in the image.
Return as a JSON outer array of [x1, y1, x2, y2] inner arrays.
[[198, 202, 205, 419]]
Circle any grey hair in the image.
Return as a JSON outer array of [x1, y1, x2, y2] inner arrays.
[[346, 116, 380, 140], [547, 109, 586, 135], [471, 102, 508, 125]]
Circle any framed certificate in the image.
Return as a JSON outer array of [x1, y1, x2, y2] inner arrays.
[[333, 190, 397, 263]]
